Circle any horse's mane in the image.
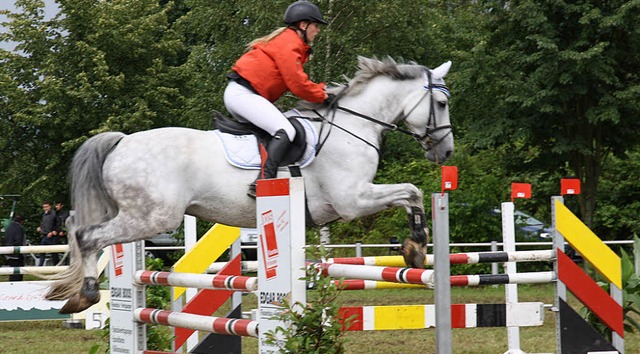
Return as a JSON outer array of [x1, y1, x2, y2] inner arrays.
[[298, 56, 426, 110], [343, 56, 425, 94]]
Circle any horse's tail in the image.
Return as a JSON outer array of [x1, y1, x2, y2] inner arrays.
[[46, 132, 126, 300]]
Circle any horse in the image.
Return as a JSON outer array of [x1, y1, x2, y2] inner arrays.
[[45, 56, 454, 313]]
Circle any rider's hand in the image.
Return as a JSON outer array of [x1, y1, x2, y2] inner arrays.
[[324, 93, 338, 108]]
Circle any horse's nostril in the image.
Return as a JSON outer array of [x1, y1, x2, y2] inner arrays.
[[445, 150, 452, 159]]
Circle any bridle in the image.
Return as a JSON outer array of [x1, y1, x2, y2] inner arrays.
[[419, 70, 453, 150], [310, 69, 452, 156]]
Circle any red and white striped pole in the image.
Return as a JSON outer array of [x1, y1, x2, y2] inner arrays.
[[134, 308, 258, 337], [134, 270, 258, 292], [327, 249, 554, 267], [319, 263, 435, 286]]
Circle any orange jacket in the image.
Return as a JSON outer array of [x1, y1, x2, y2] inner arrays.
[[232, 28, 326, 103]]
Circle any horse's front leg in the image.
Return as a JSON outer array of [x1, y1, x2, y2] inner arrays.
[[334, 183, 429, 268]]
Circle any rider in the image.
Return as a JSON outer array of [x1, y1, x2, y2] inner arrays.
[[224, 0, 330, 197]]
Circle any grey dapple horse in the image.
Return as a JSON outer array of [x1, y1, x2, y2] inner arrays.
[[46, 57, 454, 313]]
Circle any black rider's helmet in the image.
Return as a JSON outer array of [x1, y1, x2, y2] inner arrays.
[[284, 1, 327, 25]]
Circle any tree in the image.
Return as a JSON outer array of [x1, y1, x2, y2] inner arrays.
[[1, 0, 191, 212], [455, 0, 640, 228], [595, 148, 640, 239], [1, 0, 65, 211]]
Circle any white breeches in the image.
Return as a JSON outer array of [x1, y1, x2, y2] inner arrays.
[[223, 81, 296, 141]]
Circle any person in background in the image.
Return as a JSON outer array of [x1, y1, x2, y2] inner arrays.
[[37, 201, 59, 266], [3, 214, 27, 281], [54, 202, 70, 265], [224, 0, 330, 197], [54, 202, 69, 242]]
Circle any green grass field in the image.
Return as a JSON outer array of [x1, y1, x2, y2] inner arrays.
[[1, 283, 637, 353]]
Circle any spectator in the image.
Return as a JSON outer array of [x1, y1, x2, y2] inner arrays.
[[3, 214, 27, 281], [37, 201, 59, 266], [54, 202, 69, 241], [54, 202, 70, 265]]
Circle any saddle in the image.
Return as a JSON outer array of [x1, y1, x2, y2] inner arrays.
[[213, 111, 308, 167]]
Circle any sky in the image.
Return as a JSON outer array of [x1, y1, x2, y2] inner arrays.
[[0, 0, 60, 51]]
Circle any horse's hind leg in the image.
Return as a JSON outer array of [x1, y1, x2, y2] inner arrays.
[[58, 243, 101, 314], [59, 210, 182, 314], [402, 206, 429, 268]]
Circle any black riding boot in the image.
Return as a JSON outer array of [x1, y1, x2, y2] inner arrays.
[[248, 129, 293, 197]]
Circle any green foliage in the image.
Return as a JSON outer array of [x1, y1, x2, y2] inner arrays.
[[265, 247, 352, 354], [582, 236, 640, 337], [1, 0, 191, 217], [621, 243, 640, 333], [594, 149, 640, 240], [454, 0, 640, 227], [144, 257, 174, 351]]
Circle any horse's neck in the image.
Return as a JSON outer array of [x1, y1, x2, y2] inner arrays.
[[343, 77, 419, 124], [334, 77, 420, 139]]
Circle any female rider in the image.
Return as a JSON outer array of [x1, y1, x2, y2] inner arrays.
[[224, 1, 329, 197]]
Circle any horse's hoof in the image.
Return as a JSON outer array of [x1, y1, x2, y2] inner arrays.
[[58, 293, 100, 314], [402, 239, 426, 268], [82, 277, 101, 302]]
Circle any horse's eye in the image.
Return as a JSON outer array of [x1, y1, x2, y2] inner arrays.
[[438, 101, 447, 109]]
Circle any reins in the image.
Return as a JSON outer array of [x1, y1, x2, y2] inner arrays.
[[302, 70, 452, 157], [335, 104, 424, 139]]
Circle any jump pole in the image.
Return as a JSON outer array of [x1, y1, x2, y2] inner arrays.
[[207, 249, 555, 274], [319, 264, 553, 287], [0, 244, 69, 254], [326, 249, 554, 267]]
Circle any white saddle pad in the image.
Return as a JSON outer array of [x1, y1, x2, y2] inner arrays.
[[213, 116, 318, 170]]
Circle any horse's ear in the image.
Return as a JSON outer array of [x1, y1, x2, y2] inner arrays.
[[430, 61, 452, 80]]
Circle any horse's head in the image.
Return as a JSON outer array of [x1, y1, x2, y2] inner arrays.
[[300, 56, 454, 164], [401, 61, 454, 164]]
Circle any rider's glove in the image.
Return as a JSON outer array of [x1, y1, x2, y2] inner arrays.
[[324, 93, 338, 109]]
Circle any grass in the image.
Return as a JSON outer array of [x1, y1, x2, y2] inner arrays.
[[0, 320, 104, 353], [0, 282, 637, 353]]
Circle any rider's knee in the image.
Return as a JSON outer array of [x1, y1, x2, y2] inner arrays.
[[280, 126, 296, 142]]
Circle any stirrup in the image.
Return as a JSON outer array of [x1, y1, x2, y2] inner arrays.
[[247, 182, 257, 198]]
